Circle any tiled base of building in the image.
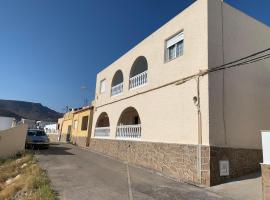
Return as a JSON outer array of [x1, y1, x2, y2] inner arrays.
[[261, 164, 270, 200], [89, 139, 210, 185], [89, 139, 262, 186]]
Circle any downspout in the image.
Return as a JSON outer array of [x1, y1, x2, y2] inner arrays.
[[196, 75, 203, 184]]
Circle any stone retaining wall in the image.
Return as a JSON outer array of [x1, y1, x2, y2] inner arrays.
[[89, 138, 210, 186], [89, 139, 262, 186], [210, 146, 262, 185], [71, 136, 88, 147], [261, 164, 270, 200]]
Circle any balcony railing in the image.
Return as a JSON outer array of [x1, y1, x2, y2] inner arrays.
[[94, 127, 110, 137], [129, 71, 147, 89], [116, 124, 141, 138], [111, 82, 123, 96]]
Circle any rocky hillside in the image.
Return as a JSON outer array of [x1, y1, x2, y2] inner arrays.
[[0, 99, 62, 122]]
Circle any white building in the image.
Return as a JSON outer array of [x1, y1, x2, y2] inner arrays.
[[0, 116, 15, 131]]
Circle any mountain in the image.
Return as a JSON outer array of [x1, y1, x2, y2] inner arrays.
[[0, 99, 62, 122]]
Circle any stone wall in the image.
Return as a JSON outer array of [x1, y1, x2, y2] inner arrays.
[[89, 139, 262, 186], [209, 146, 262, 186], [261, 164, 270, 200], [72, 136, 88, 147], [89, 139, 210, 186], [59, 134, 68, 143]]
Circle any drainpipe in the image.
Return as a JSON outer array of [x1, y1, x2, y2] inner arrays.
[[196, 75, 203, 184]]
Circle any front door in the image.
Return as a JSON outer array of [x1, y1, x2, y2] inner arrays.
[[66, 125, 72, 142]]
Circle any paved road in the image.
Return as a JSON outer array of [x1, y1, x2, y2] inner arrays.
[[36, 143, 229, 200], [209, 172, 262, 200]]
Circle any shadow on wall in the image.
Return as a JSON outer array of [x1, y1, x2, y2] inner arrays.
[[35, 144, 74, 156], [0, 124, 28, 158]]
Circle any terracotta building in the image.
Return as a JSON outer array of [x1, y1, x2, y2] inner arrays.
[[89, 0, 270, 186]]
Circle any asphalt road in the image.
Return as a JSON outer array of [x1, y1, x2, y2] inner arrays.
[[36, 143, 229, 200]]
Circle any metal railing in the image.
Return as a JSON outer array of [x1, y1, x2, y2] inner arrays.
[[129, 71, 147, 89], [116, 124, 141, 138], [94, 127, 110, 137], [111, 82, 123, 96]]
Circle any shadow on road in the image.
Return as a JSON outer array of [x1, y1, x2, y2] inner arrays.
[[223, 172, 261, 184], [31, 143, 75, 156]]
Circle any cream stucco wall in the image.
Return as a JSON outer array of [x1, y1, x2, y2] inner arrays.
[[0, 124, 28, 158], [208, 0, 270, 149], [92, 0, 210, 145], [92, 0, 270, 148]]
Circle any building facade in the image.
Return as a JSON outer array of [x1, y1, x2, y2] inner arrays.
[[89, 0, 270, 186], [70, 106, 94, 147], [58, 106, 94, 147], [58, 111, 74, 142]]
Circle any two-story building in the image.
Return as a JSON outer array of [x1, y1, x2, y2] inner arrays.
[[89, 0, 270, 186]]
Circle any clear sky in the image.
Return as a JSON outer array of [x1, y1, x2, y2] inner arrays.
[[0, 0, 269, 112]]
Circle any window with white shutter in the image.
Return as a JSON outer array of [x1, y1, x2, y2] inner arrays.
[[165, 32, 184, 62]]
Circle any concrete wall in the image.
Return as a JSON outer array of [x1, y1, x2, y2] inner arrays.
[[0, 116, 14, 131], [208, 0, 270, 149], [92, 0, 210, 145], [0, 124, 28, 158]]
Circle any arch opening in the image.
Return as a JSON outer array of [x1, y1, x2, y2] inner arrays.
[[111, 70, 124, 96], [116, 107, 141, 138], [94, 112, 110, 137], [129, 56, 148, 89]]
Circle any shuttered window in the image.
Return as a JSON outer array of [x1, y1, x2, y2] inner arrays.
[[166, 32, 184, 61]]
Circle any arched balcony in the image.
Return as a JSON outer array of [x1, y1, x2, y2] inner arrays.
[[129, 56, 148, 89], [94, 112, 110, 137], [116, 107, 141, 139], [111, 70, 124, 96]]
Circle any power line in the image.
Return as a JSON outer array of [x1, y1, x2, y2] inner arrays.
[[209, 48, 270, 73], [208, 52, 270, 74], [97, 48, 270, 109]]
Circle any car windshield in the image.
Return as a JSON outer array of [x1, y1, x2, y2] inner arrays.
[[28, 130, 46, 136]]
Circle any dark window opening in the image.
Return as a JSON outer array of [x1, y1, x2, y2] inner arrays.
[[81, 116, 89, 131]]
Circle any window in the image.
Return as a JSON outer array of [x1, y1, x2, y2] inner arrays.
[[100, 79, 106, 93], [81, 116, 89, 131], [166, 32, 184, 61]]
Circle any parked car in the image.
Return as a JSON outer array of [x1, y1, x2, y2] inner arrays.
[[25, 129, 50, 149]]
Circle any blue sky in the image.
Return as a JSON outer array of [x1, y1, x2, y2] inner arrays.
[[0, 0, 269, 112]]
